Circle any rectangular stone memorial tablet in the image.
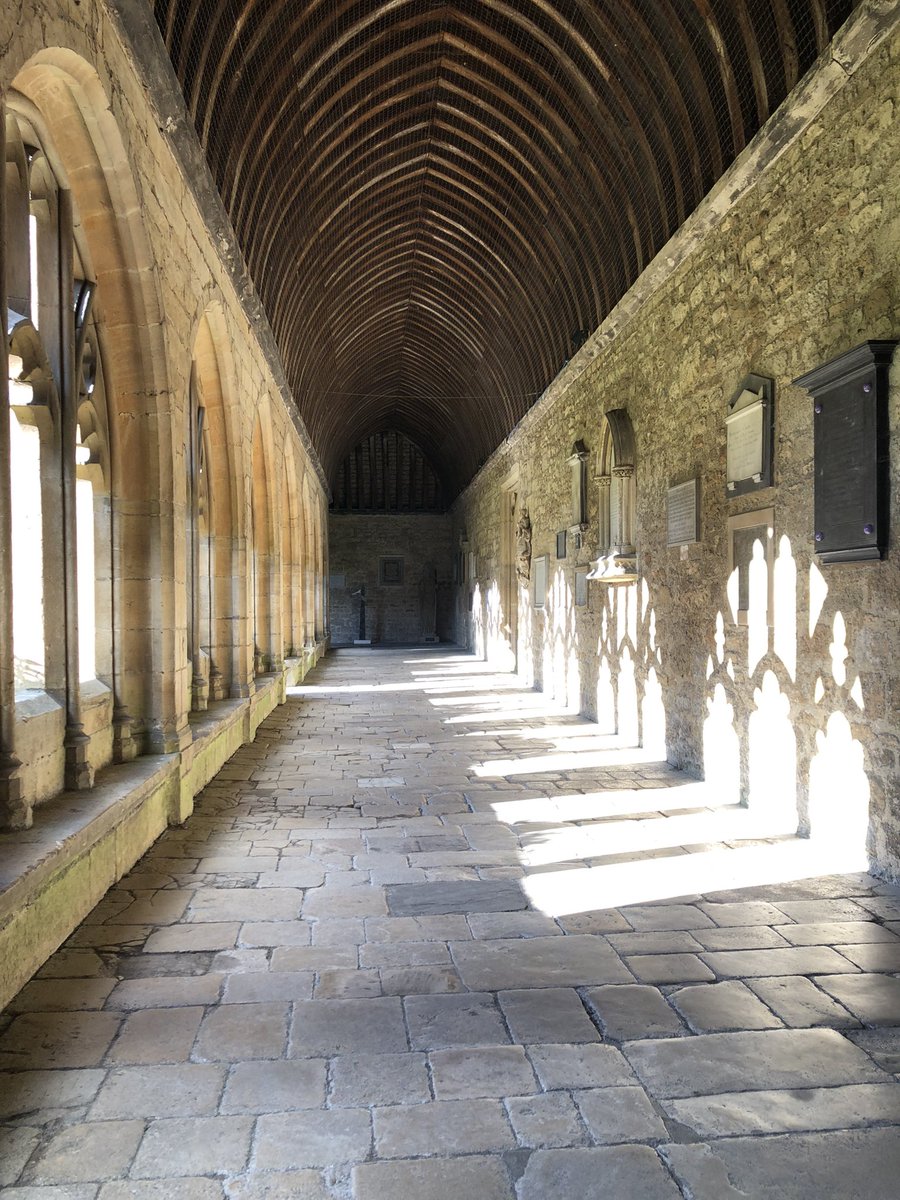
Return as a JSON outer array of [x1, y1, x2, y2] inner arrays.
[[667, 479, 699, 546]]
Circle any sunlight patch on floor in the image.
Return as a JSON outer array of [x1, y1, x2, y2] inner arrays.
[[522, 836, 871, 915]]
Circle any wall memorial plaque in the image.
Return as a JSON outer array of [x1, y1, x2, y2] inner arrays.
[[794, 340, 897, 563], [533, 555, 548, 609], [575, 566, 588, 607], [667, 478, 699, 546], [726, 373, 774, 496], [379, 557, 404, 585]]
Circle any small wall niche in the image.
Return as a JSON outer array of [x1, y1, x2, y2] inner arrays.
[[588, 408, 637, 583]]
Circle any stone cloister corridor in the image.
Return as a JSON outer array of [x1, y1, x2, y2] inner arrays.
[[1, 646, 898, 1198]]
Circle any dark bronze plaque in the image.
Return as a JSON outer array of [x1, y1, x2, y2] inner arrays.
[[794, 341, 897, 564]]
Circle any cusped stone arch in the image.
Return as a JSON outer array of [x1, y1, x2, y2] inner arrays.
[[8, 50, 178, 768]]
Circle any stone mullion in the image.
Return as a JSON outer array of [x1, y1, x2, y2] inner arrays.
[[0, 104, 29, 828], [58, 187, 93, 790], [189, 379, 208, 711], [109, 485, 137, 761]]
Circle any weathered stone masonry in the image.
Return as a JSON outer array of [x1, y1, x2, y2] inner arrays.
[[453, 9, 900, 879], [0, 0, 330, 1008]]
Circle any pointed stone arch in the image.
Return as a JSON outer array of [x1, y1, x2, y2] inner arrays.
[[7, 51, 180, 790]]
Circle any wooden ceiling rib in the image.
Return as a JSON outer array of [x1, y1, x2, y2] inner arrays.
[[153, 0, 856, 498]]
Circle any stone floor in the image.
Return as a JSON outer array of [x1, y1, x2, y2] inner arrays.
[[1, 647, 899, 1199]]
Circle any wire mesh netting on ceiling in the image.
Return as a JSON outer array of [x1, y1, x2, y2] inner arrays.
[[331, 430, 444, 511], [153, 0, 858, 499]]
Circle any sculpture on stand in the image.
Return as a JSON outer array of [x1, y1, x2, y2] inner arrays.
[[350, 584, 371, 645]]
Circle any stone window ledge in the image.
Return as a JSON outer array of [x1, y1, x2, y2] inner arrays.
[[80, 679, 113, 708], [0, 753, 175, 907], [13, 690, 64, 722]]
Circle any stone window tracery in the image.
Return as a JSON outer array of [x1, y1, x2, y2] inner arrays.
[[4, 107, 110, 798]]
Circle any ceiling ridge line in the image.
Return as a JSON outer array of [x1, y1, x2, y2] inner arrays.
[[396, 7, 455, 403]]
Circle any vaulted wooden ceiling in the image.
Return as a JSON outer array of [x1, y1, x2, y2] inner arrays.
[[153, 0, 856, 498]]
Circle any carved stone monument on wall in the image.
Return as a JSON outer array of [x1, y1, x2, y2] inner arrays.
[[515, 506, 532, 583]]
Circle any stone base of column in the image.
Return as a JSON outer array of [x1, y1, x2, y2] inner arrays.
[[64, 725, 95, 791], [145, 720, 192, 755], [191, 673, 209, 712], [113, 705, 139, 763], [209, 666, 228, 702], [0, 754, 31, 830]]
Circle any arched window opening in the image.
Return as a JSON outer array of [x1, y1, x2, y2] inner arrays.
[[187, 365, 213, 711], [73, 257, 111, 689], [6, 115, 60, 694], [4, 104, 110, 796], [588, 408, 638, 584]]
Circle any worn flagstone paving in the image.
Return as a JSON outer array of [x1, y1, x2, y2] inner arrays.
[[1, 646, 899, 1198]]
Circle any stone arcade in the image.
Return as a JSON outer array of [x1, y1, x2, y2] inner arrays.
[[1, 1, 899, 1196]]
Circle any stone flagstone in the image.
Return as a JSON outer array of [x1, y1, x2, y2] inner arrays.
[[0, 648, 898, 1198]]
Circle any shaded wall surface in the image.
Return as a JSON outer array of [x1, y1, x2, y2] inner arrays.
[[329, 515, 454, 645], [0, 0, 329, 1003], [452, 14, 900, 879]]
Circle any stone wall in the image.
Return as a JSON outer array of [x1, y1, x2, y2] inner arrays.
[[0, 0, 330, 998], [329, 515, 454, 644], [452, 9, 900, 879]]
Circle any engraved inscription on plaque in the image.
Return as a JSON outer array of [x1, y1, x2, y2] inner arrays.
[[727, 395, 763, 480], [533, 555, 548, 609], [667, 479, 699, 546], [794, 341, 897, 564], [726, 374, 773, 497]]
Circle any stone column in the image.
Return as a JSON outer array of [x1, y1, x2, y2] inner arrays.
[[596, 474, 611, 555], [230, 530, 254, 697], [0, 107, 29, 828], [613, 464, 635, 555], [59, 189, 93, 790]]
